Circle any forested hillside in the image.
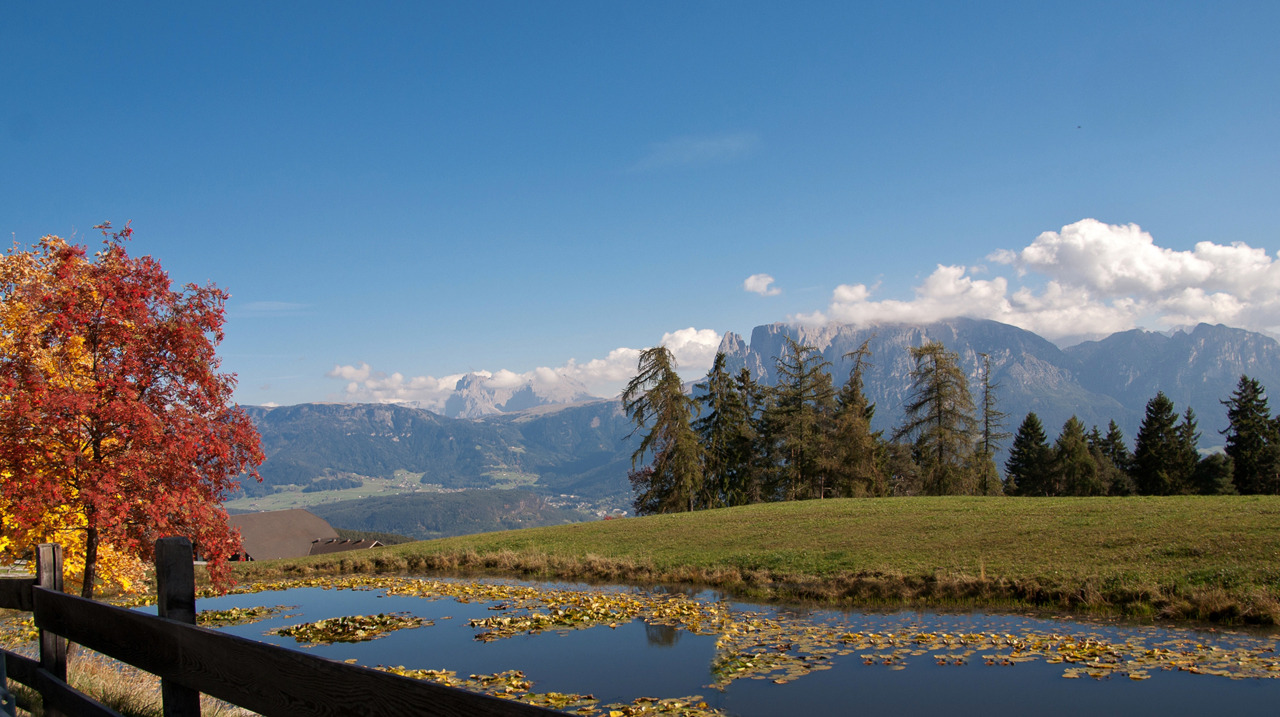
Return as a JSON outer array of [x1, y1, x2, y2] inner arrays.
[[241, 401, 635, 500]]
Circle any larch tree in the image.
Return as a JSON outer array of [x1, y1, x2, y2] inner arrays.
[[1221, 375, 1279, 494], [0, 226, 263, 597], [892, 341, 977, 495], [622, 346, 704, 514], [974, 353, 1010, 496]]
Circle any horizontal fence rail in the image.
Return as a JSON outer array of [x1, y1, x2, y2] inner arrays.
[[0, 540, 559, 717], [0, 580, 34, 613]]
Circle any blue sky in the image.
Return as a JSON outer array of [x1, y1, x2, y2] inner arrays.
[[3, 2, 1278, 407]]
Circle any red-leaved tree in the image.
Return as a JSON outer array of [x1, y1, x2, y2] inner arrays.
[[0, 223, 262, 597]]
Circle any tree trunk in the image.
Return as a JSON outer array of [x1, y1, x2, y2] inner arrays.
[[81, 525, 99, 599]]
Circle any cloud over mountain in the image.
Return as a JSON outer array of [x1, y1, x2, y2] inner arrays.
[[800, 219, 1280, 343], [325, 327, 722, 414]]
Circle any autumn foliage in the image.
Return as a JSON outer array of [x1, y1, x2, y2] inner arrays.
[[0, 223, 262, 596]]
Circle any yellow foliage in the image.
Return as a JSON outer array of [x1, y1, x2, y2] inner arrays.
[[0, 491, 147, 593], [0, 237, 146, 594]]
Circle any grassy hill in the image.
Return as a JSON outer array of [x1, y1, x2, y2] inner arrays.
[[236, 496, 1280, 624], [308, 489, 593, 540]]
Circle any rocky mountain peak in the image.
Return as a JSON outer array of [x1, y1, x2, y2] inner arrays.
[[443, 371, 597, 419]]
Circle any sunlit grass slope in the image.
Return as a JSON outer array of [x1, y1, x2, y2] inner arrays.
[[237, 496, 1280, 623]]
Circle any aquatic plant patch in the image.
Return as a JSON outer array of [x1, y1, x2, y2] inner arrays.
[[376, 667, 723, 717], [197, 605, 296, 628], [210, 575, 1280, 687], [269, 612, 429, 644]]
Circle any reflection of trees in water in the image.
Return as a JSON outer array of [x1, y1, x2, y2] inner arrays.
[[645, 624, 681, 648], [776, 606, 814, 620]]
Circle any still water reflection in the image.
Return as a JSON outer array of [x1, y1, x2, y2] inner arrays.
[[174, 577, 1279, 716]]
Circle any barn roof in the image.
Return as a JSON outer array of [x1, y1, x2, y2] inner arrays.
[[229, 509, 340, 560], [308, 538, 384, 555]]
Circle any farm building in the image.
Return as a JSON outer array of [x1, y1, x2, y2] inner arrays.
[[229, 509, 382, 560]]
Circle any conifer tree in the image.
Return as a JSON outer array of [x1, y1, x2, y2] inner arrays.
[[1098, 420, 1134, 474], [1050, 417, 1103, 496], [1005, 413, 1050, 496], [694, 353, 756, 508], [622, 346, 704, 514], [732, 368, 767, 505], [1085, 420, 1135, 495], [1175, 407, 1202, 493], [763, 336, 835, 500], [1193, 453, 1237, 495], [975, 353, 1010, 495], [1222, 375, 1279, 494], [824, 339, 885, 496], [1132, 392, 1187, 495], [892, 341, 977, 495]]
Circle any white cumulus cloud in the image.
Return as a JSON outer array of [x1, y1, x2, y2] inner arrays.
[[804, 218, 1280, 342], [744, 273, 782, 296], [327, 362, 372, 382], [325, 328, 723, 410]]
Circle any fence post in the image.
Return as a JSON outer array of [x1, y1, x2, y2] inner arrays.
[[155, 537, 201, 717], [36, 543, 67, 717], [0, 653, 16, 717]]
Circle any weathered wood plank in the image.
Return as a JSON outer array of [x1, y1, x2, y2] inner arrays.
[[0, 578, 35, 612], [2, 649, 40, 688], [33, 588, 559, 717], [36, 544, 66, 717], [155, 537, 200, 717], [34, 666, 127, 717]]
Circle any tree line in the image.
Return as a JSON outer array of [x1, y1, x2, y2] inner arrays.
[[1005, 376, 1278, 497], [621, 338, 1280, 515]]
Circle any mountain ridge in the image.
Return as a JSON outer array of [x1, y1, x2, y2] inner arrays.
[[240, 320, 1280, 504]]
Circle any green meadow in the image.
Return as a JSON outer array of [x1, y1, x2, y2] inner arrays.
[[237, 495, 1280, 624]]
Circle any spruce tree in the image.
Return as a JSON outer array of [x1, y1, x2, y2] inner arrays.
[[1099, 420, 1133, 474], [1222, 375, 1279, 494], [892, 341, 978, 495], [1174, 407, 1202, 494], [1005, 413, 1050, 496], [763, 336, 835, 500], [693, 353, 750, 509], [1132, 392, 1185, 495], [824, 339, 885, 496], [621, 346, 704, 514], [1051, 417, 1103, 496]]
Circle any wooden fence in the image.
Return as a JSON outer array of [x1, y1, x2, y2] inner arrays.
[[0, 539, 559, 717]]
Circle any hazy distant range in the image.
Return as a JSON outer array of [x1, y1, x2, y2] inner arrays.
[[242, 320, 1280, 505]]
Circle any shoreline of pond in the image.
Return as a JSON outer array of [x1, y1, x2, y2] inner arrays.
[[218, 497, 1280, 627], [214, 551, 1280, 630]]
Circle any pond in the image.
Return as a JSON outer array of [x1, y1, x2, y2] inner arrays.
[[149, 575, 1280, 716]]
